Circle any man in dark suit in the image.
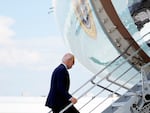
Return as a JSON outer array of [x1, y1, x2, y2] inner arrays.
[[45, 53, 80, 113]]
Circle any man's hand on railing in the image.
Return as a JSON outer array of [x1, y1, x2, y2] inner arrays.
[[70, 97, 78, 104]]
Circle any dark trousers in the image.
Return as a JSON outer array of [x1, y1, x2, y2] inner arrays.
[[52, 105, 80, 113]]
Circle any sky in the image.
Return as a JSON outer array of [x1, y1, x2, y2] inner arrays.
[[0, 0, 92, 96]]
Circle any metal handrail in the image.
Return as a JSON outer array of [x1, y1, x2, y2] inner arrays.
[[115, 72, 140, 93], [91, 80, 121, 96], [106, 65, 134, 90], [90, 65, 135, 97]]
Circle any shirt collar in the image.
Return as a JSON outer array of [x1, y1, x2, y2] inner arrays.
[[62, 63, 68, 69]]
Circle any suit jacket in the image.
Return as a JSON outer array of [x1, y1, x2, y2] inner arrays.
[[45, 64, 72, 109]]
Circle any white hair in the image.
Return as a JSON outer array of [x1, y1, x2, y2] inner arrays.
[[62, 53, 74, 63]]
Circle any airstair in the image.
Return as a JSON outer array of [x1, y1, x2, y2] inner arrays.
[[102, 62, 150, 113], [59, 37, 150, 113]]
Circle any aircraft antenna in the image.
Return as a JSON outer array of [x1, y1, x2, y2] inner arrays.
[[48, 7, 54, 14]]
